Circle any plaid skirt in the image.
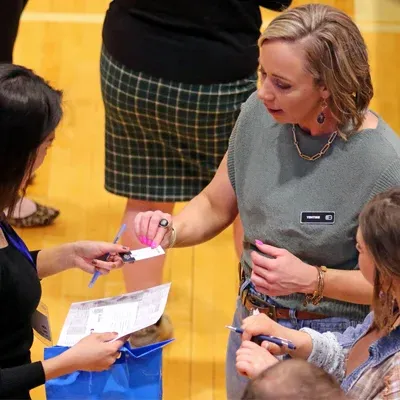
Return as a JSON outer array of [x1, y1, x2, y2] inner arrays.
[[100, 46, 257, 202]]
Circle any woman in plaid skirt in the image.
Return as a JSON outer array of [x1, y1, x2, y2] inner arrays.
[[100, 0, 292, 345]]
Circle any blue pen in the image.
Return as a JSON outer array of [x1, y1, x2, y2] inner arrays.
[[88, 223, 127, 288], [225, 325, 296, 350]]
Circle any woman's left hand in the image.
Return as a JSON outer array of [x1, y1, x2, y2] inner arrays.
[[250, 241, 318, 297], [236, 340, 278, 379], [69, 241, 129, 275]]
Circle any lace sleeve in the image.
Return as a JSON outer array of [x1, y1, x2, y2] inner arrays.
[[300, 328, 347, 382]]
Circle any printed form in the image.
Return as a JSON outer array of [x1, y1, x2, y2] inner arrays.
[[57, 283, 171, 346]]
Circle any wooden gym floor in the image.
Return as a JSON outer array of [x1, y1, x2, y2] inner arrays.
[[11, 0, 400, 398]]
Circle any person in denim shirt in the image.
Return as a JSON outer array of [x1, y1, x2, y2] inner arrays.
[[237, 187, 400, 399]]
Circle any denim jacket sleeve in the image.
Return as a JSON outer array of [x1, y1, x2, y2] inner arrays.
[[300, 313, 373, 382]]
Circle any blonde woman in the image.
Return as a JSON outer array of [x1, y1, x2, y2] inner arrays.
[[132, 4, 400, 398]]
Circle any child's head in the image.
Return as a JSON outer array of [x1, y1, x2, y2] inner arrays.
[[358, 187, 400, 332], [241, 359, 346, 400]]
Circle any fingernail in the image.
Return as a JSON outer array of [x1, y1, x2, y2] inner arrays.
[[139, 236, 146, 245], [151, 241, 157, 249], [91, 260, 97, 266], [255, 240, 264, 245], [146, 238, 152, 246], [122, 246, 129, 251]]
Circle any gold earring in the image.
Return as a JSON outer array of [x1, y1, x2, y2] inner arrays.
[[317, 99, 328, 124]]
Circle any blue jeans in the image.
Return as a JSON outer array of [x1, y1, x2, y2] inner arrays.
[[225, 297, 360, 400]]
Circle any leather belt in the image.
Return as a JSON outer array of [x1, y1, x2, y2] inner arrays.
[[242, 295, 328, 321], [239, 263, 328, 321]]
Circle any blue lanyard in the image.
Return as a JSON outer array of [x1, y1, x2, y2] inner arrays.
[[1, 222, 35, 268]]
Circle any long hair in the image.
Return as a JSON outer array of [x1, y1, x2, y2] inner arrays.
[[0, 64, 63, 215], [359, 188, 400, 333]]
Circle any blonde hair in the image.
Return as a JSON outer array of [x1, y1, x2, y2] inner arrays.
[[259, 4, 373, 139]]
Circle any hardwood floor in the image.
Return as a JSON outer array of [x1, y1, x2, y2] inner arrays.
[[10, 0, 400, 398]]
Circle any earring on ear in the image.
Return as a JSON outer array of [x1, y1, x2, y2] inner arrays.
[[317, 99, 328, 124]]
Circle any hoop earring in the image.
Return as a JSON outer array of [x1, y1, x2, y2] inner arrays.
[[317, 99, 328, 125]]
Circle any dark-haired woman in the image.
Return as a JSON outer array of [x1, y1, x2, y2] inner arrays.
[[0, 64, 128, 400], [0, 0, 60, 228]]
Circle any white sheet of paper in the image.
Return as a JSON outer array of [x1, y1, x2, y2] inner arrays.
[[86, 302, 139, 337], [127, 246, 165, 261], [57, 283, 171, 346]]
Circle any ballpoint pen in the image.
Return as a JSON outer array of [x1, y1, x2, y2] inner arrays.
[[88, 223, 127, 288], [225, 325, 296, 350]]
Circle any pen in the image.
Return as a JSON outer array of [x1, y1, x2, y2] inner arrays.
[[88, 223, 127, 288], [225, 325, 296, 350]]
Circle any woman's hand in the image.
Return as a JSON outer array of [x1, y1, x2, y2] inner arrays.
[[36, 241, 130, 279], [241, 314, 289, 356], [134, 211, 174, 249], [250, 241, 318, 297], [70, 241, 129, 275], [242, 313, 282, 339], [43, 333, 127, 380], [62, 333, 125, 372], [236, 340, 278, 379]]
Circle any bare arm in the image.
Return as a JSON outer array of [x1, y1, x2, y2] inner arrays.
[[173, 153, 238, 247], [252, 243, 373, 305], [322, 269, 373, 305], [36, 244, 74, 279], [300, 262, 372, 304]]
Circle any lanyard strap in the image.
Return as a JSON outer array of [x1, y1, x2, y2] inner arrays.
[[0, 221, 35, 268]]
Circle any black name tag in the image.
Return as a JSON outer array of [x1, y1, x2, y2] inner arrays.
[[300, 211, 335, 224]]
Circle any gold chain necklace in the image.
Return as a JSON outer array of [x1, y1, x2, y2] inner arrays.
[[292, 124, 338, 162]]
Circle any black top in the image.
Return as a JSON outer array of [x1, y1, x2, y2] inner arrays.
[[102, 0, 292, 84], [0, 222, 43, 400]]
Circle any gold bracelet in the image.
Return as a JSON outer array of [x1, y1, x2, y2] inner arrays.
[[303, 265, 327, 306], [312, 266, 327, 305]]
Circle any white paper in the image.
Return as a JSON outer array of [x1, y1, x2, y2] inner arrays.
[[124, 246, 165, 262], [57, 283, 171, 346]]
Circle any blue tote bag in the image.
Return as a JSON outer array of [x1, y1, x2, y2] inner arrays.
[[44, 339, 173, 399]]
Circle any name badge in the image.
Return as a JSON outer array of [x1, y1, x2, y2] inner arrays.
[[300, 211, 335, 225], [32, 301, 53, 346]]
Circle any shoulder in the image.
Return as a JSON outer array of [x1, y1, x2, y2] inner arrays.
[[233, 91, 281, 141], [353, 113, 400, 158]]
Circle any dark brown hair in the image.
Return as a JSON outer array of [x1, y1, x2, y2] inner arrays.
[[242, 359, 346, 400], [0, 64, 63, 215], [359, 188, 400, 333]]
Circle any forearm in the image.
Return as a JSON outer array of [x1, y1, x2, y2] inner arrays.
[[300, 265, 372, 305], [274, 325, 346, 382], [278, 327, 314, 360], [36, 243, 74, 279], [0, 361, 45, 397], [299, 328, 347, 382], [323, 269, 373, 305], [173, 191, 238, 247], [42, 353, 76, 381]]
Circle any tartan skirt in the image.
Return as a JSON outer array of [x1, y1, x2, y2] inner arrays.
[[100, 46, 257, 202]]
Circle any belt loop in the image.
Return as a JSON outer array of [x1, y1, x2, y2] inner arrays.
[[289, 309, 298, 328], [239, 278, 251, 297]]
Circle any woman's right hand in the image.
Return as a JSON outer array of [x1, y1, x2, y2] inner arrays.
[[134, 211, 174, 249], [61, 332, 125, 372], [241, 314, 290, 355], [242, 313, 281, 339]]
